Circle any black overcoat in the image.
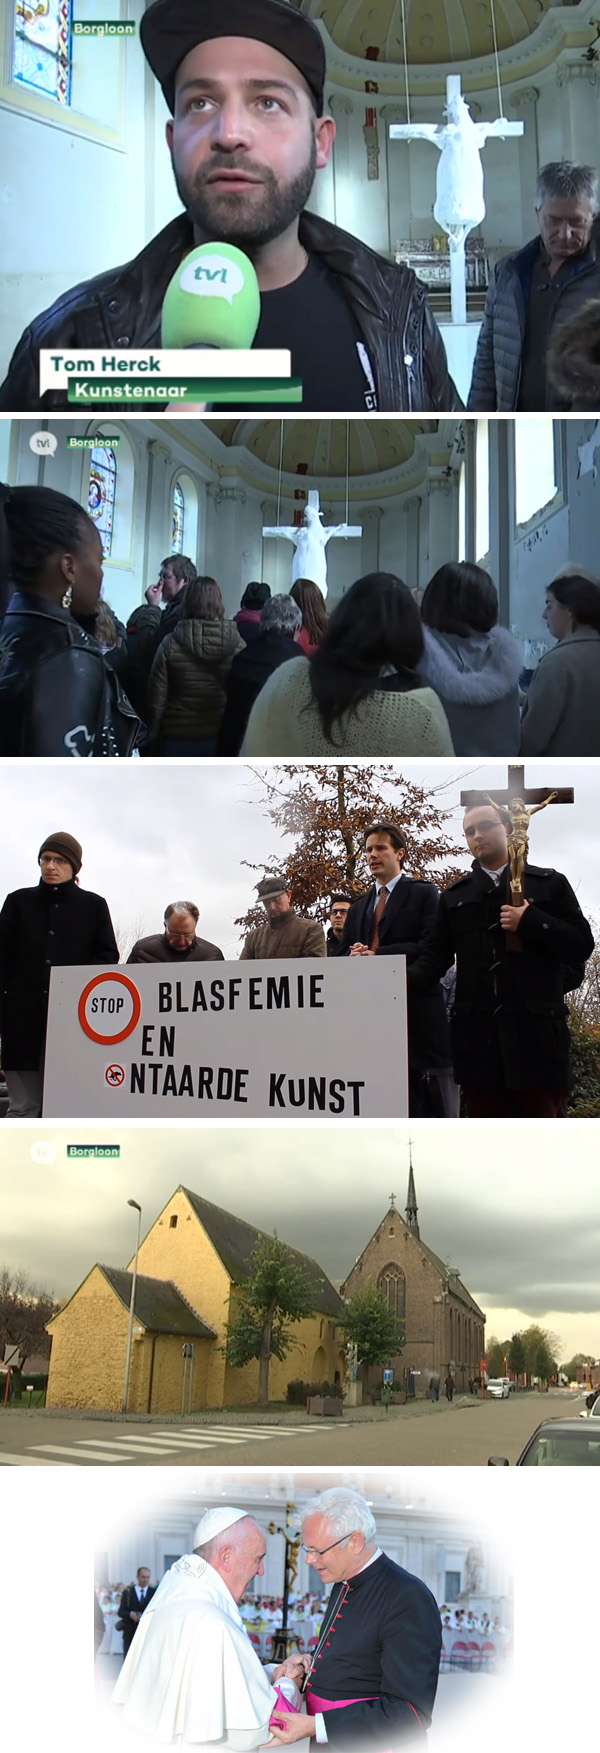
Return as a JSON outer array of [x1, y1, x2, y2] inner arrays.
[[0, 879, 119, 1068], [339, 877, 451, 1072], [409, 861, 594, 1089]]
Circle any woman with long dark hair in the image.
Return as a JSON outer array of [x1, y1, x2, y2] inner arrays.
[[521, 568, 600, 754], [147, 575, 245, 754], [0, 484, 141, 756], [242, 572, 453, 754], [290, 578, 329, 656], [418, 560, 522, 754]]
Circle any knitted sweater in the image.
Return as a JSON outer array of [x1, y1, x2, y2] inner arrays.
[[241, 659, 454, 756]]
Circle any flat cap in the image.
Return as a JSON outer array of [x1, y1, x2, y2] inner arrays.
[[256, 875, 289, 899], [140, 0, 326, 117]]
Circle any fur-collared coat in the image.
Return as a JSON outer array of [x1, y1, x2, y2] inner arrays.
[[416, 624, 523, 754]]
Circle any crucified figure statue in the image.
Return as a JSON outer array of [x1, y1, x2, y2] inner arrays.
[[486, 792, 558, 903]]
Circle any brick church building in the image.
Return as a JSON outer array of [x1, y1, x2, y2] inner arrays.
[[341, 1163, 485, 1397]]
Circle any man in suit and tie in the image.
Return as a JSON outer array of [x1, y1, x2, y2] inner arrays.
[[338, 821, 452, 1116], [119, 1568, 157, 1658]]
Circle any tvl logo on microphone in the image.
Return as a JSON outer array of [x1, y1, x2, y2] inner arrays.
[[179, 255, 246, 305]]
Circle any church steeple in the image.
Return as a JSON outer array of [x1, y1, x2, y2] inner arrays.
[[405, 1141, 419, 1238]]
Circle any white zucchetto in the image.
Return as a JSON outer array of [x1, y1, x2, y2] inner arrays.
[[193, 1506, 248, 1546]]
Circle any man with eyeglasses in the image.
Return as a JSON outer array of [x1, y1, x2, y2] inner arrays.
[[127, 900, 224, 963], [267, 1486, 441, 1749], [408, 798, 593, 1117], [326, 895, 352, 958]]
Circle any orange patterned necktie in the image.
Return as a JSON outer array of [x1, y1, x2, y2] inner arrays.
[[369, 885, 388, 950]]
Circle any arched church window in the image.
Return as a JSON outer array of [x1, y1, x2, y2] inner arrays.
[[172, 482, 185, 554], [515, 419, 558, 527], [13, 0, 72, 106], [87, 445, 116, 559], [377, 1264, 406, 1322]]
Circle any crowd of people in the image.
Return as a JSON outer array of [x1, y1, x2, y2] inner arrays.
[[1, 480, 598, 757], [0, 813, 593, 1119]]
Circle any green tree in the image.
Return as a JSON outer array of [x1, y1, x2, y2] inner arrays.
[[508, 1333, 526, 1379], [567, 1009, 600, 1116], [485, 1336, 508, 1378], [561, 1352, 595, 1381], [339, 1285, 405, 1381], [237, 763, 466, 936], [520, 1324, 559, 1385], [223, 1233, 317, 1406]]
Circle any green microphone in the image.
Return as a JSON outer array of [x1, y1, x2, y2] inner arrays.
[[161, 242, 261, 349]]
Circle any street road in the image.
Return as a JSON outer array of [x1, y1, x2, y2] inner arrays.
[[0, 1390, 585, 1466]]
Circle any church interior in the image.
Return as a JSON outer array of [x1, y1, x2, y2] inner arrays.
[[3, 413, 599, 655], [3, 0, 600, 394], [44, 1161, 484, 1414]]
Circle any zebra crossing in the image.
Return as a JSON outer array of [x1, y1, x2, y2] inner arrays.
[[0, 1420, 346, 1465]]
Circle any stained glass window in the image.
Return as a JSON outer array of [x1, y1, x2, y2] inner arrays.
[[88, 446, 116, 559], [14, 0, 72, 106], [172, 481, 185, 554]]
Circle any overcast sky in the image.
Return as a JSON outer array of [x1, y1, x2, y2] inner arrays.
[[0, 758, 597, 956], [1, 1124, 598, 1360]]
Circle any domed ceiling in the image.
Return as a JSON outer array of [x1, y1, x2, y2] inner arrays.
[[305, 0, 553, 66], [206, 419, 436, 476]]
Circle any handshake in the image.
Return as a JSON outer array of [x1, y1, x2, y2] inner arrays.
[[272, 1655, 310, 1686]]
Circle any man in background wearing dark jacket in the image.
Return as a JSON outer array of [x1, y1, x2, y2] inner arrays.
[[119, 1570, 157, 1659], [126, 555, 196, 717], [339, 821, 453, 1118], [327, 894, 352, 957], [409, 800, 594, 1116], [468, 161, 600, 411], [218, 594, 305, 754], [0, 0, 458, 415], [128, 900, 223, 963], [0, 832, 118, 1116]]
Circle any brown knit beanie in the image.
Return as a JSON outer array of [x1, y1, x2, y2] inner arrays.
[[38, 832, 83, 875]]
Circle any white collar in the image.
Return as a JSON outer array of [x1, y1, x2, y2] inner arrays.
[[348, 1546, 382, 1577], [479, 862, 508, 884], [375, 874, 403, 897]]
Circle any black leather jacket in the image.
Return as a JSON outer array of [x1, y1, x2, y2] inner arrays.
[[0, 592, 142, 756], [0, 211, 460, 414]]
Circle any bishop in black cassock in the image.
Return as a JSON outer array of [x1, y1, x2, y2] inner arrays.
[[268, 1490, 441, 1749]]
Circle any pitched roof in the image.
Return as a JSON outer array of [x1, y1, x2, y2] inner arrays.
[[341, 1204, 485, 1321], [415, 1243, 485, 1321], [181, 1188, 343, 1317], [99, 1267, 216, 1338]]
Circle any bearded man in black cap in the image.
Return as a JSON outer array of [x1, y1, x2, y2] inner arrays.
[[241, 876, 326, 959], [0, 0, 458, 414], [0, 833, 118, 1116]]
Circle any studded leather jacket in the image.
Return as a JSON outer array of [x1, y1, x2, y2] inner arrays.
[[0, 593, 142, 756], [0, 211, 461, 413]]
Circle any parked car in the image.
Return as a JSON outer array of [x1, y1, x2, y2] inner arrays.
[[580, 1392, 600, 1419], [488, 1418, 600, 1465], [486, 1378, 510, 1399]]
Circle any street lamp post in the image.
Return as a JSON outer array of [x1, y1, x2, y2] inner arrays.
[[122, 1199, 142, 1414]]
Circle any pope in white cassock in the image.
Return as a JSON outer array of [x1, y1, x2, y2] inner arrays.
[[112, 1507, 307, 1753]]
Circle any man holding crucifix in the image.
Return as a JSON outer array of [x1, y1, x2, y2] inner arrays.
[[409, 766, 594, 1117]]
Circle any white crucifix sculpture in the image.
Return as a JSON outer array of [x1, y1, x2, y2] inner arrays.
[[262, 489, 362, 599], [390, 75, 523, 325]]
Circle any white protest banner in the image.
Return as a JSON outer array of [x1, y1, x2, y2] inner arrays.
[[42, 958, 408, 1118]]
